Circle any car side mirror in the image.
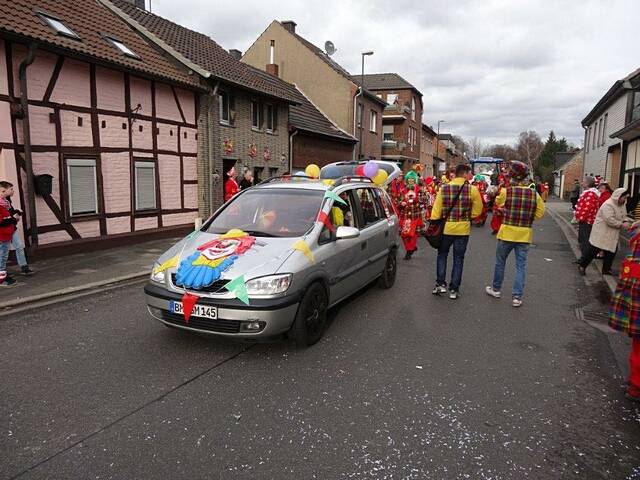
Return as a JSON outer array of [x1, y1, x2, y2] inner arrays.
[[335, 226, 360, 240]]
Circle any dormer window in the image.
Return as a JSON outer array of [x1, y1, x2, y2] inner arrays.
[[105, 36, 140, 59], [37, 12, 80, 40]]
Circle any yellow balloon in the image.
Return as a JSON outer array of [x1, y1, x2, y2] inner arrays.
[[305, 164, 320, 179], [373, 169, 388, 186], [322, 179, 334, 186]]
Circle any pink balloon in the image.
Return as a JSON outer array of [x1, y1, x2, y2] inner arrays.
[[363, 161, 379, 178]]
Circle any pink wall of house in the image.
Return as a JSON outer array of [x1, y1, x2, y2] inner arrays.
[[96, 67, 125, 111], [49, 58, 91, 107], [1, 39, 199, 252]]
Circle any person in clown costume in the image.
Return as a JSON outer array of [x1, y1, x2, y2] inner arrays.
[[472, 174, 489, 226], [490, 174, 508, 235], [424, 176, 437, 219], [399, 170, 427, 260]]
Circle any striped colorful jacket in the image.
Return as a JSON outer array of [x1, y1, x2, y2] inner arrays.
[[502, 187, 537, 227], [441, 183, 472, 222]]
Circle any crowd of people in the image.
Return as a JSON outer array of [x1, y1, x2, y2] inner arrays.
[[385, 161, 545, 305]]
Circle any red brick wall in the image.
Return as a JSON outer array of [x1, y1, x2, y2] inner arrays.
[[292, 134, 355, 169], [377, 89, 422, 162]]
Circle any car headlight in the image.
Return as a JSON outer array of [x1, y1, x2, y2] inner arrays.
[[245, 274, 292, 295], [150, 264, 165, 284]]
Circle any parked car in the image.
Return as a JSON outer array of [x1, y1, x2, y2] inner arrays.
[[320, 160, 402, 186], [144, 176, 400, 346]]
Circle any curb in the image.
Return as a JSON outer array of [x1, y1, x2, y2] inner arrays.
[[0, 270, 150, 310]]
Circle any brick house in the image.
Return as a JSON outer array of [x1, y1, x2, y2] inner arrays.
[[242, 20, 386, 160], [609, 68, 640, 207], [553, 150, 583, 199], [0, 0, 205, 257], [420, 123, 437, 177], [581, 68, 640, 187], [352, 73, 423, 169], [108, 1, 301, 217]]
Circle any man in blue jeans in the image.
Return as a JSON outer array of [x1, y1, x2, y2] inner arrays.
[[485, 161, 545, 307], [430, 164, 483, 299]]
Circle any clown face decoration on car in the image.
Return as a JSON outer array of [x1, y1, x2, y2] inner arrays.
[[175, 230, 256, 289]]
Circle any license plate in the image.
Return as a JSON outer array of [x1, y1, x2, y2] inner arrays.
[[169, 301, 218, 320]]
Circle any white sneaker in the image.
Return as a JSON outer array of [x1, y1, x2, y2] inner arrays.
[[449, 290, 459, 300], [432, 284, 447, 295], [485, 286, 501, 298], [512, 297, 523, 307]]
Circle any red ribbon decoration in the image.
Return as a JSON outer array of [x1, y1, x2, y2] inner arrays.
[[181, 292, 200, 323], [317, 211, 335, 232]]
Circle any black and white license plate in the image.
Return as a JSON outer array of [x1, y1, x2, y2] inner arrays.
[[169, 301, 218, 320]]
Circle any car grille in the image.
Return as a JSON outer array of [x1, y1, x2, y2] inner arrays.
[[160, 311, 241, 334], [171, 274, 228, 294]]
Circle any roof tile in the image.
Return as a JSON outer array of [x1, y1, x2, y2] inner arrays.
[[0, 0, 199, 88]]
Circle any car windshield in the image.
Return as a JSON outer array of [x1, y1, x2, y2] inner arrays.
[[205, 188, 325, 237]]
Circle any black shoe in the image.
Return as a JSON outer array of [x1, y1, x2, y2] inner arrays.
[[20, 266, 34, 276], [404, 252, 411, 260], [0, 277, 17, 287], [573, 259, 581, 264], [603, 270, 618, 276]]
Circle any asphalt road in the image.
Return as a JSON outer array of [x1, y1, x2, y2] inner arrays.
[[2, 214, 639, 479]]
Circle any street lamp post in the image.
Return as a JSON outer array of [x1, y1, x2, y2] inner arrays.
[[358, 51, 374, 160], [436, 119, 445, 173]]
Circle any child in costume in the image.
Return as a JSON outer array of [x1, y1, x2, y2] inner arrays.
[[490, 174, 507, 235], [399, 170, 427, 260], [472, 174, 489, 227], [609, 222, 640, 402]]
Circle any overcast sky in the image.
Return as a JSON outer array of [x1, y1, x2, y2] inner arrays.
[[150, 0, 638, 147]]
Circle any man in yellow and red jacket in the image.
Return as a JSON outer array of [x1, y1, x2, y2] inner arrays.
[[485, 161, 545, 307]]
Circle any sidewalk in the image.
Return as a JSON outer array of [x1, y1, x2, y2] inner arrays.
[[0, 236, 182, 309], [545, 196, 631, 293]]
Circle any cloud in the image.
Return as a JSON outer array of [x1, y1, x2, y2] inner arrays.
[[150, 0, 639, 146]]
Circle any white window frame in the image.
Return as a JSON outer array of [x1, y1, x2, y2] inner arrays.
[[357, 103, 363, 128], [411, 97, 416, 121], [219, 91, 231, 125], [105, 36, 140, 59], [369, 110, 378, 133], [265, 104, 276, 132], [251, 99, 261, 130], [387, 93, 398, 105], [38, 12, 80, 40], [67, 158, 98, 216], [602, 113, 608, 146], [134, 161, 157, 211], [592, 123, 597, 150]]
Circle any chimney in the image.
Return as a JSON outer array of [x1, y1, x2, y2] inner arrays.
[[266, 40, 279, 77], [281, 20, 297, 34], [229, 49, 242, 61]]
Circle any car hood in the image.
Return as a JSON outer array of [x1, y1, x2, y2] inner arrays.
[[157, 231, 301, 282]]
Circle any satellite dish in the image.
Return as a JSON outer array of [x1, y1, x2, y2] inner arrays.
[[324, 41, 336, 56]]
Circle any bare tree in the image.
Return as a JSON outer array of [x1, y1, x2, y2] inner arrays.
[[467, 137, 486, 159], [516, 130, 543, 172], [484, 144, 517, 161]]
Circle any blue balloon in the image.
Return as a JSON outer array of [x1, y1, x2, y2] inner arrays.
[[295, 171, 306, 176]]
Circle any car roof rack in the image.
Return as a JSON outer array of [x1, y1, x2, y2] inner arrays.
[[330, 176, 375, 189], [257, 174, 316, 186]]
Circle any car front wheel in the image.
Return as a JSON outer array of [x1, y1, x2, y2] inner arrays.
[[290, 282, 328, 346]]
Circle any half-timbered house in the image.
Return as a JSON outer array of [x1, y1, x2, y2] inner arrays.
[[0, 0, 204, 257]]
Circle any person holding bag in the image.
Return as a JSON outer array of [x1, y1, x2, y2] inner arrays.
[[429, 164, 483, 299]]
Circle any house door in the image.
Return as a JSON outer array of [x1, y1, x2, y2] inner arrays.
[[607, 145, 622, 188]]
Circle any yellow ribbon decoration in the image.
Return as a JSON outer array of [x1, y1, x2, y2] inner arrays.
[[292, 239, 315, 264], [191, 256, 226, 268], [153, 255, 179, 274]]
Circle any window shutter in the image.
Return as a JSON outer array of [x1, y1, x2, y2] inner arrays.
[[135, 161, 156, 210], [67, 159, 97, 215]]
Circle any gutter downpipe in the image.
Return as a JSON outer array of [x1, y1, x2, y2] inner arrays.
[[289, 129, 299, 172], [352, 87, 363, 160], [19, 42, 38, 247], [208, 81, 220, 218]]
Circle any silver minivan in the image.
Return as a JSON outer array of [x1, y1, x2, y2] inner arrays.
[[144, 176, 399, 346]]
